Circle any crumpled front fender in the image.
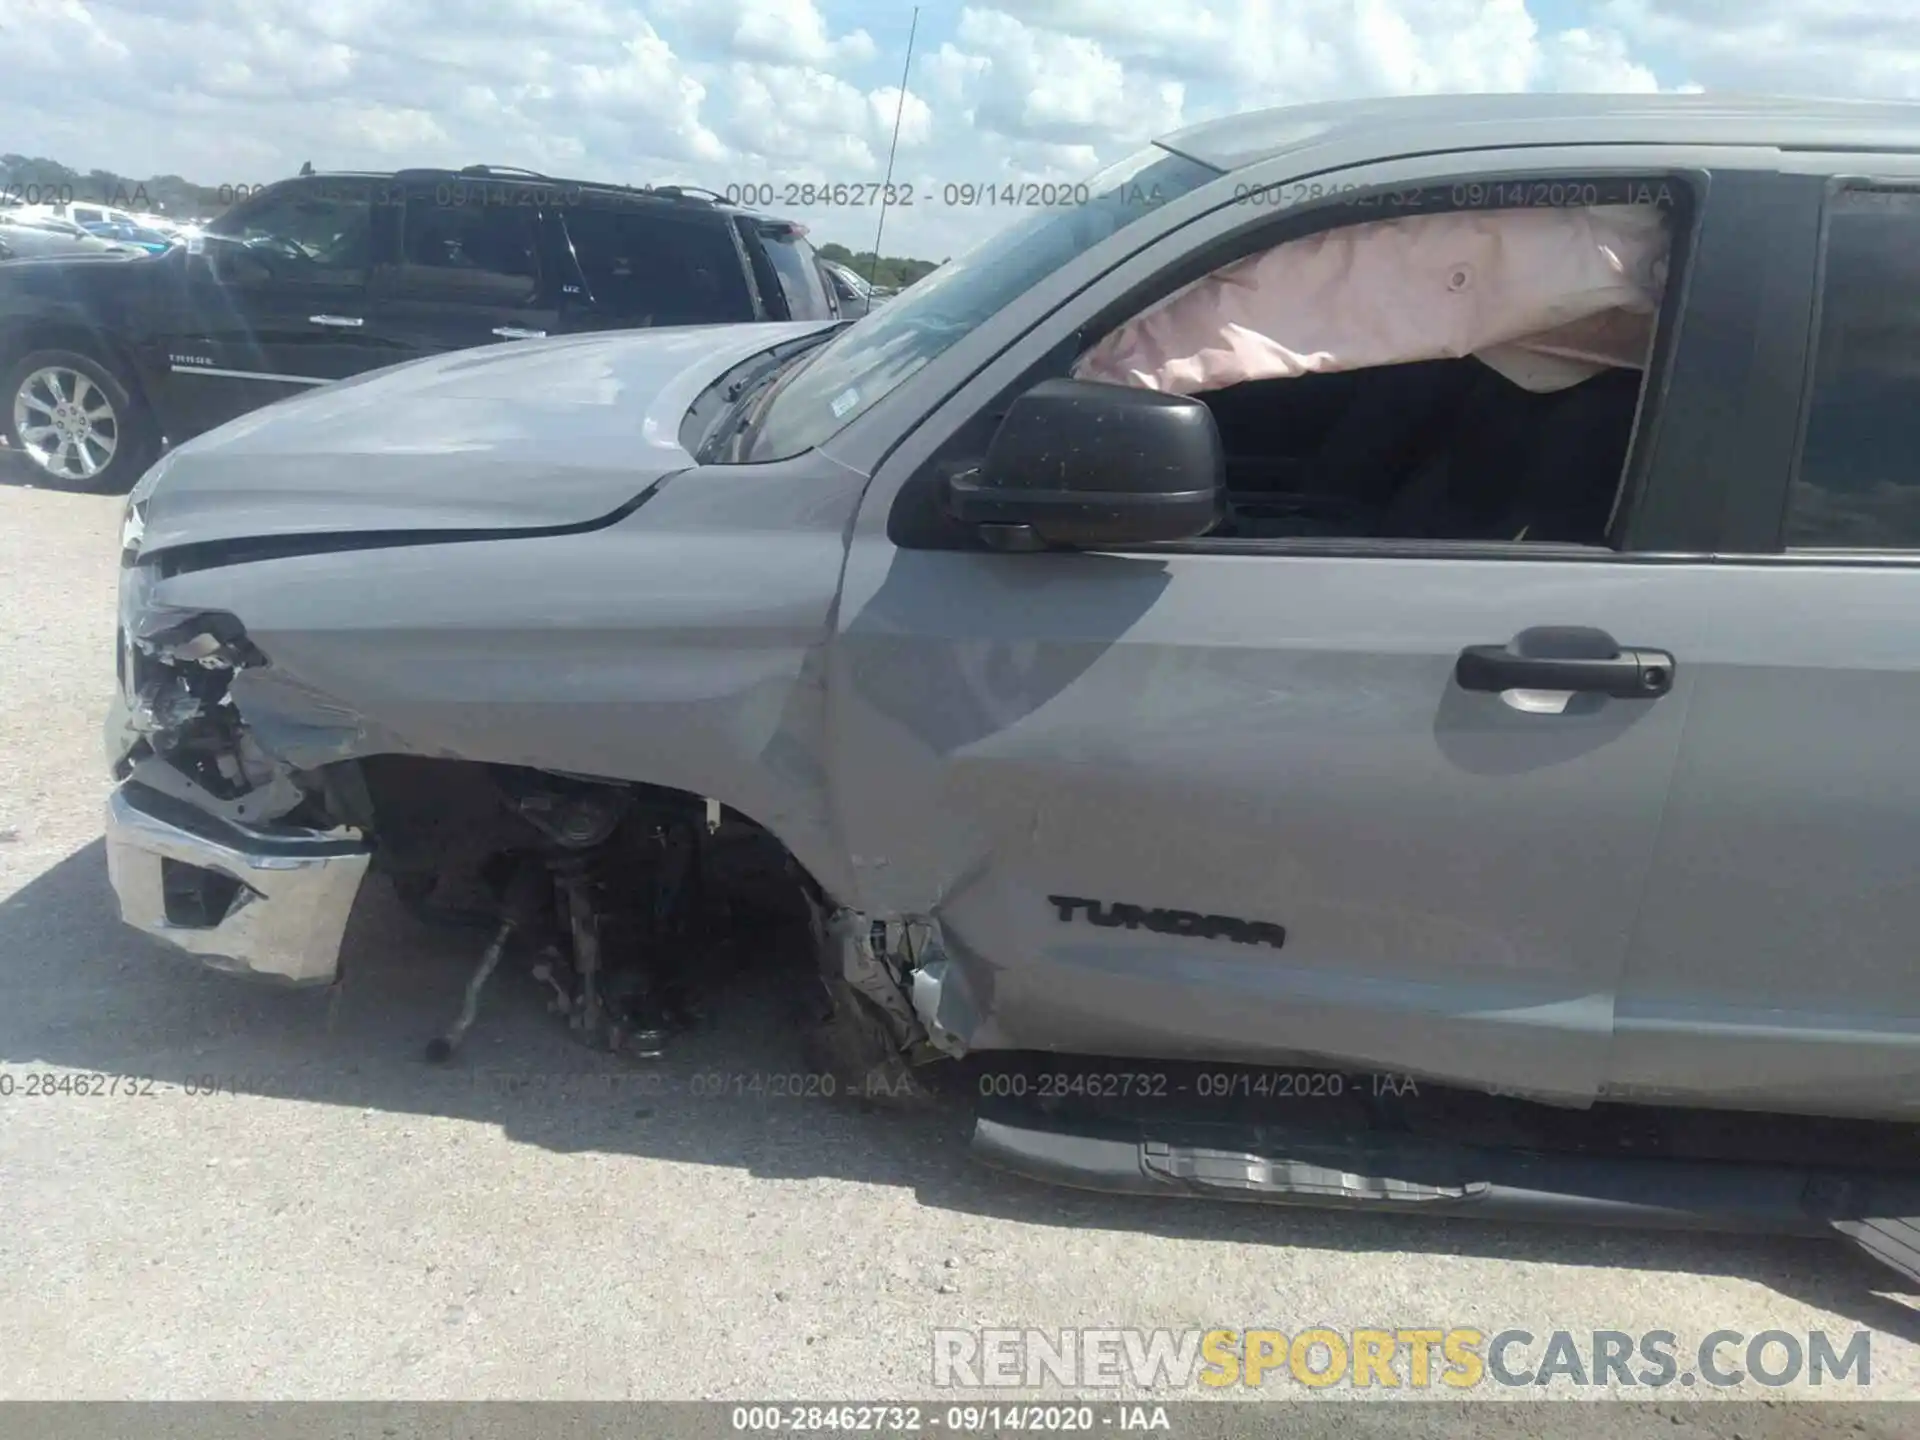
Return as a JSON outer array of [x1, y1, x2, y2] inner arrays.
[[108, 446, 872, 907]]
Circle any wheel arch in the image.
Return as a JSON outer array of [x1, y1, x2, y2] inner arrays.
[[0, 314, 161, 423]]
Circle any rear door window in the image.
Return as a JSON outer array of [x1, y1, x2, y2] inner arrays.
[[393, 187, 543, 305], [1788, 185, 1920, 548], [562, 204, 754, 325]]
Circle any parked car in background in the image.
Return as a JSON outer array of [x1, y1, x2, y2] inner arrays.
[[62, 201, 139, 229], [99, 93, 1920, 1286], [9, 203, 186, 252], [823, 259, 889, 316], [138, 216, 209, 245], [0, 164, 836, 489], [120, 213, 204, 244], [27, 201, 153, 234], [0, 211, 142, 262], [77, 218, 177, 254]]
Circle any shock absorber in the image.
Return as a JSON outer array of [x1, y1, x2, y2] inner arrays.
[[549, 848, 618, 1048], [426, 857, 550, 1062], [649, 815, 702, 1026]]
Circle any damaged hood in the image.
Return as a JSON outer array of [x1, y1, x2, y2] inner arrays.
[[131, 320, 836, 556]]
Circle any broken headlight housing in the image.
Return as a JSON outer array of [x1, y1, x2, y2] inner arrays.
[[119, 450, 175, 565], [119, 489, 145, 561]]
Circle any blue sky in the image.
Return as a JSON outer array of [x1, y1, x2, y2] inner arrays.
[[1, 1, 1911, 257]]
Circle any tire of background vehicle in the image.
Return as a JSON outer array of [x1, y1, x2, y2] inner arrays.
[[3, 347, 159, 494]]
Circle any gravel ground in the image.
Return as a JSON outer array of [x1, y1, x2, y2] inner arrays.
[[2, 457, 1919, 1427]]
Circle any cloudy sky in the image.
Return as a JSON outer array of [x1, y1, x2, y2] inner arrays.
[[1, 1, 1914, 257]]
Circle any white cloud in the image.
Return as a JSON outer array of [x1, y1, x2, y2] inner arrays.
[[868, 87, 934, 149], [0, 0, 130, 66], [0, 1, 1910, 259], [717, 62, 879, 169], [938, 1, 1637, 120], [331, 103, 452, 156], [661, 0, 876, 68], [947, 8, 1186, 147], [569, 26, 727, 164], [1598, 1, 1920, 97], [1536, 27, 1662, 92], [923, 42, 990, 104]]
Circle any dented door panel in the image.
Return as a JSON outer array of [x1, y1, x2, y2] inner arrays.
[[816, 142, 1774, 1103], [828, 546, 1698, 1102]]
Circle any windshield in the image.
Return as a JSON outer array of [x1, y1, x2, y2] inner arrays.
[[204, 179, 374, 272], [744, 144, 1219, 461]]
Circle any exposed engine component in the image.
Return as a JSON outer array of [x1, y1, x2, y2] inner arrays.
[[124, 614, 265, 752], [512, 781, 632, 850], [426, 857, 550, 1062], [812, 900, 927, 1051], [116, 609, 309, 827], [114, 610, 953, 1078], [405, 769, 952, 1078], [401, 772, 732, 1060], [544, 810, 707, 1057]]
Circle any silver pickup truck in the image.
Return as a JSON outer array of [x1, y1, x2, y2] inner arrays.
[[103, 92, 1920, 1279]]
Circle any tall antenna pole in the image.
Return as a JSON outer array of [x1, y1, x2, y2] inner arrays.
[[867, 4, 920, 295]]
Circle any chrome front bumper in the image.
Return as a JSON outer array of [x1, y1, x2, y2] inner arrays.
[[104, 783, 372, 985]]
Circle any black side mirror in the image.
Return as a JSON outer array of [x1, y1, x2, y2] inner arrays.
[[947, 378, 1225, 550]]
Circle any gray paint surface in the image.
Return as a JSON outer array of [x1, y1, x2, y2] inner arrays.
[[1158, 92, 1920, 171], [830, 548, 1697, 1102], [143, 449, 867, 904], [106, 94, 1920, 1120], [1616, 567, 1920, 1115], [132, 319, 833, 553]]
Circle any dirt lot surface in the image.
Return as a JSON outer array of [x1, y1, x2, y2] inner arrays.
[[2, 462, 1918, 1432]]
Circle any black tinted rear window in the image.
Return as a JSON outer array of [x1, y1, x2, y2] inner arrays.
[[397, 187, 542, 304], [1790, 187, 1920, 548], [562, 206, 754, 325]]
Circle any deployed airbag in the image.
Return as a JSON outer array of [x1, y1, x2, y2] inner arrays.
[[1073, 204, 1670, 396]]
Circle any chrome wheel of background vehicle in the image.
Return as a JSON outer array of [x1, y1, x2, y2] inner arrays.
[[12, 364, 119, 483], [2, 347, 154, 492]]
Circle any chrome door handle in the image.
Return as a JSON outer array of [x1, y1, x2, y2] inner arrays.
[[308, 314, 363, 327], [492, 326, 546, 339]]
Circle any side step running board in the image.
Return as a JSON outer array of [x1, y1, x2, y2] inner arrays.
[[972, 1114, 1920, 1276], [1833, 1218, 1920, 1285]]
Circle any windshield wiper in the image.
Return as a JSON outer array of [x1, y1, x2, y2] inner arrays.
[[702, 326, 848, 462], [702, 363, 788, 460]]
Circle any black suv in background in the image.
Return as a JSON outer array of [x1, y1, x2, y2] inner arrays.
[[0, 165, 839, 490]]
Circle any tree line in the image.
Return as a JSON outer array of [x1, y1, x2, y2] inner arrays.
[[0, 154, 238, 219], [2, 157, 949, 290], [815, 242, 941, 291]]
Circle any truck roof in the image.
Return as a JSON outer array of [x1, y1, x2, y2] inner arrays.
[[282, 165, 776, 221], [1157, 92, 1920, 172]]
